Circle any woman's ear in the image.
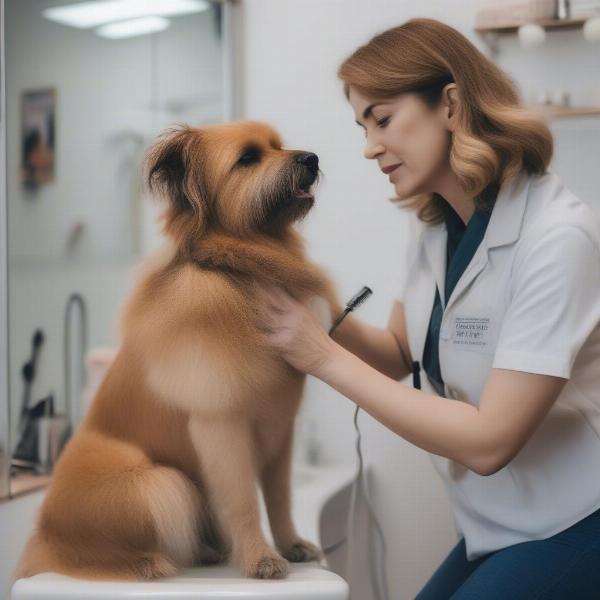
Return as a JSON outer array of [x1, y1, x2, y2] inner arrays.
[[440, 83, 459, 131]]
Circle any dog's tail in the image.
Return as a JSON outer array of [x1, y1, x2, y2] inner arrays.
[[11, 433, 203, 585], [11, 528, 180, 586]]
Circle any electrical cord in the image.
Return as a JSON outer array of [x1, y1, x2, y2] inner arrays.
[[323, 286, 389, 600]]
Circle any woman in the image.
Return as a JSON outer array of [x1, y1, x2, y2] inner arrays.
[[259, 17, 600, 600]]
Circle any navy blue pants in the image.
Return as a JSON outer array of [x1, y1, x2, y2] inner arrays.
[[415, 506, 600, 599]]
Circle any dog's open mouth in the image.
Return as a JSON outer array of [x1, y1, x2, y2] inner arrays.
[[294, 186, 313, 199], [260, 168, 318, 229], [263, 186, 315, 227]]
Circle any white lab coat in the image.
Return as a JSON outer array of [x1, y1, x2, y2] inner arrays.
[[397, 170, 600, 560]]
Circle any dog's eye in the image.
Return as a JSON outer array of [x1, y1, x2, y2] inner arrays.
[[238, 147, 261, 166]]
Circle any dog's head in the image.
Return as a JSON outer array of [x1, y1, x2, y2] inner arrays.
[[145, 121, 320, 244]]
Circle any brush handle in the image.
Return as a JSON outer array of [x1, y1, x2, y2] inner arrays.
[[329, 308, 351, 335]]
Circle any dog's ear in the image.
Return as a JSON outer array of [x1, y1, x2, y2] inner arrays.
[[145, 126, 192, 213], [145, 126, 210, 240]]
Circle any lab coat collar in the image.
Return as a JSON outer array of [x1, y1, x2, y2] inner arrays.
[[422, 221, 447, 309], [421, 170, 531, 312], [484, 170, 530, 249]]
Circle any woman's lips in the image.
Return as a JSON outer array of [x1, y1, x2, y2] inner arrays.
[[387, 164, 403, 181], [381, 163, 402, 175]]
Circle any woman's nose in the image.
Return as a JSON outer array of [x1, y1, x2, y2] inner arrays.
[[364, 139, 384, 160]]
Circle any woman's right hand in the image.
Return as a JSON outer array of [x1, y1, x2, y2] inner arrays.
[[330, 303, 412, 381]]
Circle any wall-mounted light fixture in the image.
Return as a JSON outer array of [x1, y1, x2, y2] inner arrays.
[[517, 22, 547, 47], [583, 16, 600, 42], [516, 1, 600, 48]]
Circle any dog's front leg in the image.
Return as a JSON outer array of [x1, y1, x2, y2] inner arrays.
[[188, 415, 289, 579], [260, 424, 323, 563]]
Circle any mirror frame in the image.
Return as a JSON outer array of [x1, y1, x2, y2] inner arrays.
[[1, 0, 10, 501]]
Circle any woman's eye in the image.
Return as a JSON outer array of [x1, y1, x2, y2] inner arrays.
[[375, 116, 390, 128]]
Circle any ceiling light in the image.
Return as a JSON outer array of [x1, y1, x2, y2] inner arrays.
[[43, 0, 210, 29], [95, 16, 170, 39]]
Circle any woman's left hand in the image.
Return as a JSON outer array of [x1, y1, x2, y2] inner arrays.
[[257, 286, 338, 376]]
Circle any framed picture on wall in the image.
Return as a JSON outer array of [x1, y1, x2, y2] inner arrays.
[[20, 88, 55, 190]]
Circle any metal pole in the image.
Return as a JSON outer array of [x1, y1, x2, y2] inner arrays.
[[222, 0, 235, 121], [0, 0, 11, 499]]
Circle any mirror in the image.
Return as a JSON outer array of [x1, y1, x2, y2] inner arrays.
[[0, 0, 232, 499]]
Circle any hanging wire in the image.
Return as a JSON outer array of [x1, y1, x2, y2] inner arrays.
[[325, 287, 389, 600]]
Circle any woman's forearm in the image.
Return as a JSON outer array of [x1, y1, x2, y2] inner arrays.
[[330, 314, 411, 381], [316, 343, 491, 475]]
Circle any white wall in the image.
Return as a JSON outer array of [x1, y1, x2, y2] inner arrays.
[[241, 1, 600, 598]]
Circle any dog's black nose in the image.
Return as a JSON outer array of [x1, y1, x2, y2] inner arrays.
[[296, 153, 319, 170]]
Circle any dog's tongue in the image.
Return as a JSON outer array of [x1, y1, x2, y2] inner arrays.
[[294, 189, 312, 198]]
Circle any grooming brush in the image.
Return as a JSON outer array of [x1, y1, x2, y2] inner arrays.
[[329, 286, 373, 336]]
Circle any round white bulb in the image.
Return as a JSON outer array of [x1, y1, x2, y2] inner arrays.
[[583, 17, 600, 43], [518, 23, 546, 48]]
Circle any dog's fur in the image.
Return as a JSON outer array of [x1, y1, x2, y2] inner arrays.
[[13, 121, 342, 582]]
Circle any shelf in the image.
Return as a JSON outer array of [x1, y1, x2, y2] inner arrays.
[[0, 472, 52, 502], [528, 104, 600, 119], [475, 16, 589, 35]]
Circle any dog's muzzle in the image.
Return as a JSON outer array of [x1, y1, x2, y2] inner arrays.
[[294, 153, 319, 198]]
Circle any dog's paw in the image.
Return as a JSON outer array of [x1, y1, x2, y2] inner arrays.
[[244, 552, 289, 579], [281, 538, 323, 563], [133, 553, 179, 579]]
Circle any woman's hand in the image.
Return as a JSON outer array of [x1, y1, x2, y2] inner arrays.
[[257, 286, 339, 377]]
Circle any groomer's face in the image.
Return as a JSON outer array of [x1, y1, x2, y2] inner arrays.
[[349, 85, 454, 199]]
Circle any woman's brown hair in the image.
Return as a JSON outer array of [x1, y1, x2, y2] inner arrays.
[[338, 18, 553, 224]]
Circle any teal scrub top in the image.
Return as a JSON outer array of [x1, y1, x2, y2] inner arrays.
[[422, 202, 492, 396]]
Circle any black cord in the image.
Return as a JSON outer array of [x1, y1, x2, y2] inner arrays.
[[324, 285, 390, 600], [322, 286, 373, 556]]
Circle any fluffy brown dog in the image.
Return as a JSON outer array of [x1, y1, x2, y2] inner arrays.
[[13, 121, 342, 582]]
